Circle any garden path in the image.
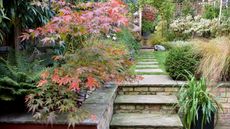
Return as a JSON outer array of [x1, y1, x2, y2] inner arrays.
[[110, 49, 183, 129]]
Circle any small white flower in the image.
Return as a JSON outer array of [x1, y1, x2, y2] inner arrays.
[[106, 35, 111, 38], [112, 37, 117, 41]]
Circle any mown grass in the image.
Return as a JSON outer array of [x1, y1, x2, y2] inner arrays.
[[152, 51, 168, 72]]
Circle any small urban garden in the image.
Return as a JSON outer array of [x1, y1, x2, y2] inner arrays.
[[0, 0, 230, 129]]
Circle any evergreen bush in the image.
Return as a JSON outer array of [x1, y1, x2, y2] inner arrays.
[[165, 45, 199, 80]]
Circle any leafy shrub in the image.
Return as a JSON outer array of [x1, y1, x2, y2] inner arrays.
[[117, 28, 141, 54], [170, 15, 230, 39], [181, 0, 195, 16], [26, 39, 135, 126], [142, 5, 158, 21], [21, 0, 129, 52], [165, 45, 200, 80], [147, 20, 167, 46], [0, 52, 44, 101], [223, 7, 230, 18], [142, 19, 156, 33], [170, 15, 219, 39], [212, 17, 230, 36], [203, 5, 219, 19]]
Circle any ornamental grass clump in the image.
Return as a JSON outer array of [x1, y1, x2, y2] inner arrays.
[[193, 37, 230, 82]]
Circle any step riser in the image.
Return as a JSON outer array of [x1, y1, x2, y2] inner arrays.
[[114, 104, 177, 114], [111, 127, 181, 129], [118, 86, 179, 96]]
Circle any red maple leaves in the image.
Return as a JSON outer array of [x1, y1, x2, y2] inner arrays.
[[38, 68, 100, 91], [20, 0, 128, 43], [86, 76, 98, 90]]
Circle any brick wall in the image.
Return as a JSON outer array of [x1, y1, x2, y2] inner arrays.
[[215, 85, 230, 126], [115, 104, 177, 114], [118, 84, 230, 126]]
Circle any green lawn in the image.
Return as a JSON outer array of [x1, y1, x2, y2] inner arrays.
[[152, 51, 168, 72]]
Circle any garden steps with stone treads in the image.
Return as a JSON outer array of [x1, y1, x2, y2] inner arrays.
[[110, 113, 183, 129], [110, 50, 183, 129], [114, 95, 178, 114]]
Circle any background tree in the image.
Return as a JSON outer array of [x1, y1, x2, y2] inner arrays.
[[0, 0, 52, 50]]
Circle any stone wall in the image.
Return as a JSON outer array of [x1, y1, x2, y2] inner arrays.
[[214, 84, 230, 126], [118, 86, 179, 95], [115, 104, 177, 114], [96, 86, 117, 129], [0, 85, 118, 129]]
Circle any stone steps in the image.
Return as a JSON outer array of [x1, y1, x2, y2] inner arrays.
[[138, 59, 157, 62], [135, 69, 164, 73], [114, 95, 178, 114], [135, 65, 159, 69], [110, 113, 183, 129], [110, 51, 183, 129], [137, 62, 159, 65]]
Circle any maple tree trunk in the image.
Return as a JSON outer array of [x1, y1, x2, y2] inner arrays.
[[14, 24, 21, 51]]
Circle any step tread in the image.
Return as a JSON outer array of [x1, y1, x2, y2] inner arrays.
[[115, 95, 178, 104], [110, 113, 183, 127], [135, 65, 159, 68], [120, 75, 186, 86], [135, 69, 164, 73], [138, 59, 157, 62], [137, 62, 159, 65]]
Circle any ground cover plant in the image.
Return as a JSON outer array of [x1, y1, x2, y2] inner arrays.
[[0, 52, 44, 101]]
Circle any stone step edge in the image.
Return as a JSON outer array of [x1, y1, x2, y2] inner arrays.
[[110, 113, 183, 128], [114, 95, 178, 104], [118, 82, 185, 87]]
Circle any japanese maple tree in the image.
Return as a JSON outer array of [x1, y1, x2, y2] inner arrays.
[[24, 0, 135, 126], [21, 0, 129, 52]]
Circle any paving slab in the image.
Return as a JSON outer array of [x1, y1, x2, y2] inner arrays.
[[135, 69, 163, 73], [115, 95, 178, 104], [140, 49, 155, 52], [138, 56, 155, 59], [136, 64, 159, 67], [138, 59, 157, 62], [110, 113, 183, 127], [137, 62, 159, 65], [121, 75, 185, 86], [135, 65, 159, 69]]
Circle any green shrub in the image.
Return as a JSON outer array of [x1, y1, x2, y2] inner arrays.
[[165, 45, 199, 80], [181, 0, 195, 16], [0, 52, 45, 101], [142, 19, 156, 33], [117, 28, 141, 54], [147, 20, 167, 46], [203, 5, 219, 19]]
